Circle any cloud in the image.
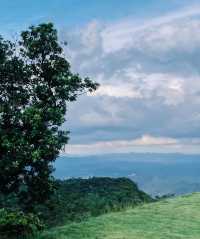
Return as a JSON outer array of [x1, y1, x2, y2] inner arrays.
[[89, 71, 187, 106], [64, 135, 200, 155], [91, 84, 142, 99], [133, 135, 178, 145], [80, 111, 123, 126], [60, 4, 200, 152], [101, 5, 200, 54]]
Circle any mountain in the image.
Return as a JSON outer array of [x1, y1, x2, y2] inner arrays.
[[38, 192, 200, 239], [54, 153, 200, 196]]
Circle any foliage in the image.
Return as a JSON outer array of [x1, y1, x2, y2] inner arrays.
[[0, 208, 43, 238], [0, 192, 19, 210], [42, 177, 152, 226], [0, 23, 98, 211]]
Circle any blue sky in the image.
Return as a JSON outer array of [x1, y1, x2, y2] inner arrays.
[[0, 0, 193, 32], [1, 0, 200, 155]]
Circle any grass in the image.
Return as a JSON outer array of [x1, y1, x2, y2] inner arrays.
[[37, 193, 200, 239]]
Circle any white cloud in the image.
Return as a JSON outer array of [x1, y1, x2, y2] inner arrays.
[[133, 135, 178, 145], [91, 84, 142, 99], [101, 5, 200, 54], [140, 72, 186, 106], [61, 4, 200, 151], [64, 135, 200, 155], [89, 70, 187, 106]]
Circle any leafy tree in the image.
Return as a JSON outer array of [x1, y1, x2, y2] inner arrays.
[[0, 23, 98, 211]]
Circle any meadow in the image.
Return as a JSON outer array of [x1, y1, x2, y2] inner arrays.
[[38, 193, 200, 239]]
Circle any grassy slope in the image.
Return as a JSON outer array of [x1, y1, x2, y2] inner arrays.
[[39, 193, 200, 239]]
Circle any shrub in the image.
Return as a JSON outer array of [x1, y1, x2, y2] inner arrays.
[[0, 208, 44, 238]]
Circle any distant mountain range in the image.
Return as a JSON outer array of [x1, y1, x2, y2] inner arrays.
[[54, 153, 200, 196]]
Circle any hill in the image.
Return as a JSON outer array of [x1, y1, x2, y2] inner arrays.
[[43, 177, 151, 226], [38, 193, 200, 239]]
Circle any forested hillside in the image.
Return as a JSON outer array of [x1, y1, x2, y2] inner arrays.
[[43, 177, 152, 226]]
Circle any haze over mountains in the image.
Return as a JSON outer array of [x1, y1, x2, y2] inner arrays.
[[55, 153, 200, 196]]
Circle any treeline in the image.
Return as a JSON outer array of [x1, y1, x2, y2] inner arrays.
[[42, 177, 153, 226]]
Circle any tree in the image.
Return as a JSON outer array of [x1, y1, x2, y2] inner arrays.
[[0, 23, 98, 211]]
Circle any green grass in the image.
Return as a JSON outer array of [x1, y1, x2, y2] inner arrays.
[[38, 193, 200, 239]]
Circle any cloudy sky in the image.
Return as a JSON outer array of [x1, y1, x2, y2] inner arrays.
[[2, 0, 200, 155]]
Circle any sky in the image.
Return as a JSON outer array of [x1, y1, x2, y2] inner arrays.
[[2, 0, 200, 155]]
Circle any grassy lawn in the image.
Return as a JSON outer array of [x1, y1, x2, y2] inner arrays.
[[38, 193, 200, 239]]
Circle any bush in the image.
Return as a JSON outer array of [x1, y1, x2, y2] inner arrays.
[[0, 208, 44, 238]]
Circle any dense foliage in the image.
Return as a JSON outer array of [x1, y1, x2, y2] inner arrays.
[[0, 208, 43, 238], [43, 177, 152, 226], [0, 23, 98, 211]]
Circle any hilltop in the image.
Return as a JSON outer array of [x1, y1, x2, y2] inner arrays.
[[38, 193, 200, 239], [41, 177, 151, 226]]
